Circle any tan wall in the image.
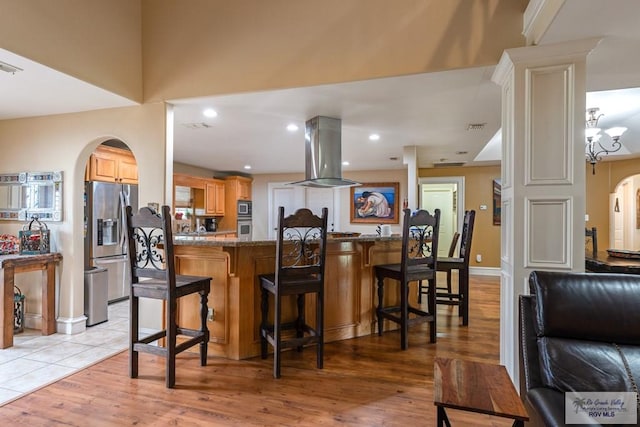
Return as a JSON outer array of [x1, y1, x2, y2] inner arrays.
[[0, 103, 166, 328], [586, 159, 640, 251], [0, 0, 142, 101], [419, 165, 501, 268], [141, 0, 527, 101]]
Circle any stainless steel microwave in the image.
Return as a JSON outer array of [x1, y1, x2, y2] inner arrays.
[[238, 200, 252, 217]]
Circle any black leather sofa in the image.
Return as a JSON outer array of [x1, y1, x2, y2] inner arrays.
[[519, 271, 640, 426]]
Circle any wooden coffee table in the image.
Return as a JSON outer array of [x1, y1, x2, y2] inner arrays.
[[433, 357, 528, 427]]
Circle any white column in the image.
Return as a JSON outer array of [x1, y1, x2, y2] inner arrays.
[[492, 38, 599, 384], [403, 145, 417, 210]]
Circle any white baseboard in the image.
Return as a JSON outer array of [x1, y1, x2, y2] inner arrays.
[[470, 266, 501, 277], [56, 316, 88, 335], [24, 313, 42, 331]]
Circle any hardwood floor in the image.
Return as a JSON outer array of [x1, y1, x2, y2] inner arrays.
[[0, 275, 513, 426]]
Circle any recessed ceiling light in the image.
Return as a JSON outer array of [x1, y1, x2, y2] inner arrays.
[[244, 165, 252, 170], [286, 123, 299, 132], [203, 108, 217, 118], [369, 134, 380, 141], [342, 161, 350, 166]]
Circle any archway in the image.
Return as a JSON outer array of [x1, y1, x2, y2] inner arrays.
[[610, 174, 640, 251]]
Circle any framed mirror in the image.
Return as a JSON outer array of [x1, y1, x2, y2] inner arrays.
[[0, 171, 63, 221]]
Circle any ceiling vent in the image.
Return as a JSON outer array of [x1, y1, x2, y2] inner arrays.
[[0, 61, 22, 74], [466, 123, 486, 131], [181, 122, 212, 129], [433, 161, 467, 168]]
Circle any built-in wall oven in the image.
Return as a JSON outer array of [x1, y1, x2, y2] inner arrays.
[[237, 200, 252, 240]]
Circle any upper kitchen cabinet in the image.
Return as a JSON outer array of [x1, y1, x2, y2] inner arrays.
[[205, 179, 225, 216], [173, 173, 225, 216], [88, 145, 138, 184], [227, 176, 252, 201], [218, 176, 253, 231]]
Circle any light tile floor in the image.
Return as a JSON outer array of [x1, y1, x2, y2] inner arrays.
[[0, 300, 129, 407]]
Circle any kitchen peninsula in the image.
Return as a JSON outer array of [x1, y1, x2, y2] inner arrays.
[[173, 234, 402, 360]]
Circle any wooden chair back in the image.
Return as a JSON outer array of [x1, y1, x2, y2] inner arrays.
[[275, 207, 328, 282], [125, 205, 175, 294], [585, 227, 598, 257], [458, 210, 476, 266], [400, 208, 441, 272], [448, 232, 461, 257]]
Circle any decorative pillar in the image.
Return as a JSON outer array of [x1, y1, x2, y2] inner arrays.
[[491, 38, 600, 384], [403, 145, 418, 210]]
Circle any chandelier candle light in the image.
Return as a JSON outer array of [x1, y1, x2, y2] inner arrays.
[[585, 107, 627, 174]]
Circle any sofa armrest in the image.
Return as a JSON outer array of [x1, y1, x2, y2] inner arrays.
[[519, 295, 543, 393], [526, 388, 565, 427]]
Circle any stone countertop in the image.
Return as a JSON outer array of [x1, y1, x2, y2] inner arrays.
[[173, 233, 401, 247]]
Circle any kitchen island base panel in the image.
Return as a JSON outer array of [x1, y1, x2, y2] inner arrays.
[[173, 236, 408, 360]]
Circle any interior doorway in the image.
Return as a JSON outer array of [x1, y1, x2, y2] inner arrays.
[[610, 175, 640, 251], [418, 177, 465, 257]]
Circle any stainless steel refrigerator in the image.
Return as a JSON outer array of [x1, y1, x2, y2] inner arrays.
[[84, 181, 138, 303]]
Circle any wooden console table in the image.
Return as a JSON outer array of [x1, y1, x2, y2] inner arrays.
[[433, 357, 528, 426], [1, 253, 62, 349]]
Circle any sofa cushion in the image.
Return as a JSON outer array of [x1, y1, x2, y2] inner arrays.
[[529, 271, 640, 344]]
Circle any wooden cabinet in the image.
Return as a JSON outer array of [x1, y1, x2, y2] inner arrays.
[[218, 176, 253, 231], [174, 247, 229, 348], [172, 174, 225, 216], [88, 145, 138, 184], [205, 180, 225, 216], [236, 177, 252, 200]]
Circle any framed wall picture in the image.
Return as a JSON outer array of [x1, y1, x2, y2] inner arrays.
[[350, 182, 399, 224], [493, 179, 501, 226]]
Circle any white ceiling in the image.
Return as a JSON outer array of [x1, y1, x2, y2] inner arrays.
[[2, 0, 640, 175]]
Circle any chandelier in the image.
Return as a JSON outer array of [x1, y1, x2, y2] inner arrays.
[[585, 107, 627, 174]]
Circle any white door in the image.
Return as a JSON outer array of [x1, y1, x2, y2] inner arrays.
[[268, 184, 304, 239], [418, 177, 465, 257], [305, 187, 337, 231], [420, 185, 455, 256], [268, 183, 338, 238]]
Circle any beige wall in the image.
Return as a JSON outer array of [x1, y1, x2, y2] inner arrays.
[[0, 103, 166, 328], [0, 0, 143, 102], [586, 159, 640, 251], [419, 165, 501, 268], [141, 0, 527, 101]]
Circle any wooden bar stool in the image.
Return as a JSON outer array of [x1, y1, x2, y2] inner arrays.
[[125, 205, 211, 388], [419, 210, 475, 326], [259, 207, 328, 378], [374, 208, 441, 349]]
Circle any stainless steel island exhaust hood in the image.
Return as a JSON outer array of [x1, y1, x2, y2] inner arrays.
[[289, 116, 360, 188]]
